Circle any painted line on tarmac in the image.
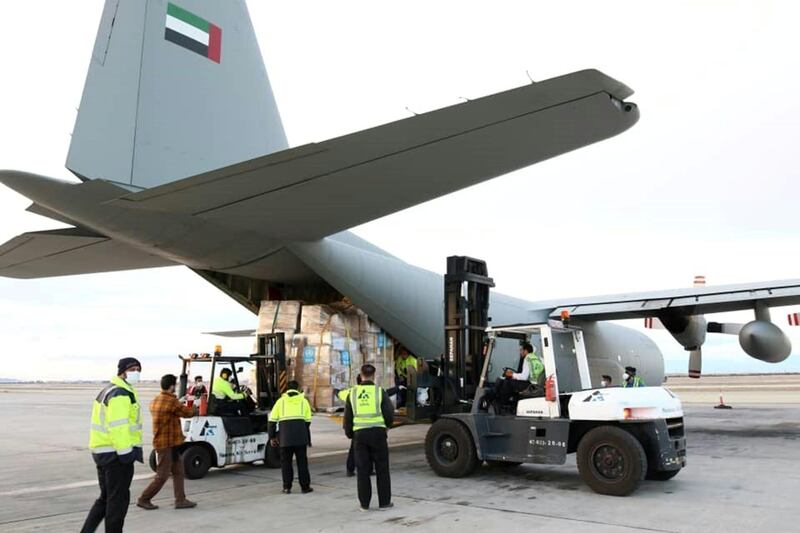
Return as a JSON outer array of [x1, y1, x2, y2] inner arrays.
[[0, 474, 153, 497], [0, 440, 424, 497], [310, 439, 424, 459]]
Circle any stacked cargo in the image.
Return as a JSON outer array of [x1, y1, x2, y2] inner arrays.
[[255, 300, 396, 410]]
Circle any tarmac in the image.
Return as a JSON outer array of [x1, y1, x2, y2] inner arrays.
[[0, 379, 798, 532]]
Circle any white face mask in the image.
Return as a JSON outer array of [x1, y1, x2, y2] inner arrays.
[[126, 371, 141, 384], [600, 380, 608, 387], [622, 373, 630, 381]]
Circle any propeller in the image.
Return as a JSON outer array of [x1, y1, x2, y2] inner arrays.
[[688, 348, 702, 378]]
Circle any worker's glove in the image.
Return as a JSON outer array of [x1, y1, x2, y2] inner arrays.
[[270, 438, 279, 447]]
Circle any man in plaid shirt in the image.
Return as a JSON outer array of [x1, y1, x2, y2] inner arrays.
[[137, 374, 197, 510]]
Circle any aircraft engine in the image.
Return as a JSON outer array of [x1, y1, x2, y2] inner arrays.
[[738, 320, 792, 363]]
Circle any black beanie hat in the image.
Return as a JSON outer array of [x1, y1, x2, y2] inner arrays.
[[118, 357, 142, 374]]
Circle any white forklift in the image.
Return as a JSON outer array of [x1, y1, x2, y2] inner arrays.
[[410, 257, 686, 496], [149, 334, 287, 478]]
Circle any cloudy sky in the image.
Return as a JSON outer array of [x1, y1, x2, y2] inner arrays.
[[2, 1, 800, 380]]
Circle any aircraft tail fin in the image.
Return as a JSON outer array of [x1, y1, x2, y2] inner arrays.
[[66, 0, 287, 189]]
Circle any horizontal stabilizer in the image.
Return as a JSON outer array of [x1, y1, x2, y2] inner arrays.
[[537, 279, 800, 322], [109, 69, 638, 240], [0, 228, 174, 279], [203, 329, 256, 337]]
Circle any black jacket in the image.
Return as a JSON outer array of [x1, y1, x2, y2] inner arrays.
[[343, 381, 394, 439], [267, 391, 311, 447]]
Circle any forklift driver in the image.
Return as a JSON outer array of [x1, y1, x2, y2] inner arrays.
[[494, 342, 545, 409], [212, 368, 246, 400]]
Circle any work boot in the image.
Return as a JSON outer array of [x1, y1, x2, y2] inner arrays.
[[346, 470, 355, 477], [301, 486, 313, 494], [282, 487, 291, 494], [136, 499, 158, 510], [379, 502, 394, 510], [175, 499, 197, 509]]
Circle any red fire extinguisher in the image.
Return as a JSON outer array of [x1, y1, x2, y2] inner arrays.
[[545, 375, 556, 402], [199, 393, 208, 416]]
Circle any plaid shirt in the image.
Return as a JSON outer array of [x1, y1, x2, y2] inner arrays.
[[150, 391, 195, 450]]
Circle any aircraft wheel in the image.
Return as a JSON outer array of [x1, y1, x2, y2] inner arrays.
[[148, 449, 158, 473], [647, 468, 681, 481], [425, 418, 480, 478], [264, 443, 281, 468], [183, 445, 212, 480], [577, 426, 646, 496]]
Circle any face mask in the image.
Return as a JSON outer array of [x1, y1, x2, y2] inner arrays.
[[622, 373, 630, 381], [126, 371, 141, 384], [600, 380, 608, 387]]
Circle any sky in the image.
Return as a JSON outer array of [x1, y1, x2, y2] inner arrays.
[[1, 1, 800, 380]]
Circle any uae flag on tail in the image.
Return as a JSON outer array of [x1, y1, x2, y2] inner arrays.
[[165, 3, 221, 63]]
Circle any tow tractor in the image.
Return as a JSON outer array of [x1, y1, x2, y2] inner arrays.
[[149, 333, 288, 478], [409, 257, 687, 496]]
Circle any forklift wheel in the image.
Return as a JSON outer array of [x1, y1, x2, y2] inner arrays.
[[264, 444, 281, 468], [577, 426, 646, 496], [486, 460, 523, 468], [425, 419, 480, 478], [148, 450, 158, 473], [183, 445, 212, 480], [646, 468, 681, 481]]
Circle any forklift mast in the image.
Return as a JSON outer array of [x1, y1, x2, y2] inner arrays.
[[255, 332, 288, 410], [442, 256, 495, 412]]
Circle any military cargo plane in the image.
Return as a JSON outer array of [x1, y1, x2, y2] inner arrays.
[[2, 0, 798, 384]]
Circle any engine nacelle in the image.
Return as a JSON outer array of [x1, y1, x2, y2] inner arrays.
[[659, 312, 707, 351], [738, 320, 791, 363]]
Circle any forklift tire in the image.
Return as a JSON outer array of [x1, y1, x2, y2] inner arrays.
[[264, 444, 281, 469], [183, 445, 212, 480], [425, 418, 480, 478], [577, 426, 646, 496], [647, 468, 681, 481], [148, 449, 158, 473], [486, 460, 523, 468]]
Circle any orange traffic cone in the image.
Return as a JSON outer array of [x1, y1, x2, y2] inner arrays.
[[714, 393, 732, 410]]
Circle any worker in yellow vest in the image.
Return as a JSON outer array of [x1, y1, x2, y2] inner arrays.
[[343, 364, 394, 510], [212, 368, 245, 400], [394, 346, 418, 407], [269, 381, 313, 494], [81, 357, 143, 533]]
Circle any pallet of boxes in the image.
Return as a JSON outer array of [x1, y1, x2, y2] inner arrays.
[[256, 300, 396, 412]]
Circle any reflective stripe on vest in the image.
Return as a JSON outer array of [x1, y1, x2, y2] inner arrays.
[[350, 385, 386, 431]]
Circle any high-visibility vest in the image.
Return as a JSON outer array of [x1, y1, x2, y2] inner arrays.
[[350, 384, 386, 431], [625, 376, 645, 388], [212, 376, 245, 400], [269, 391, 312, 423], [395, 356, 418, 378], [89, 376, 142, 460], [337, 389, 350, 402], [526, 352, 545, 383]]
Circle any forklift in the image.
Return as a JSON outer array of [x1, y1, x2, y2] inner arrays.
[[408, 257, 687, 496], [149, 333, 288, 479]]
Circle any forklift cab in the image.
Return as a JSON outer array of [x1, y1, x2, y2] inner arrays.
[[482, 321, 592, 419]]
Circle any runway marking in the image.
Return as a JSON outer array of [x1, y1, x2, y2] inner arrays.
[[0, 440, 424, 497], [0, 474, 153, 497]]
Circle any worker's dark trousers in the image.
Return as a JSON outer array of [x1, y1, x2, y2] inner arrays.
[[80, 460, 135, 533], [353, 428, 391, 508], [346, 440, 355, 473], [280, 445, 310, 489]]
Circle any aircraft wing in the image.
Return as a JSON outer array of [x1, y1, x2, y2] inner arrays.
[[108, 69, 639, 241], [529, 279, 800, 322], [0, 228, 175, 279]]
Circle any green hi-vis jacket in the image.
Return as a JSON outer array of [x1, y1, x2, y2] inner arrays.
[[268, 390, 312, 447], [89, 376, 143, 465]]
